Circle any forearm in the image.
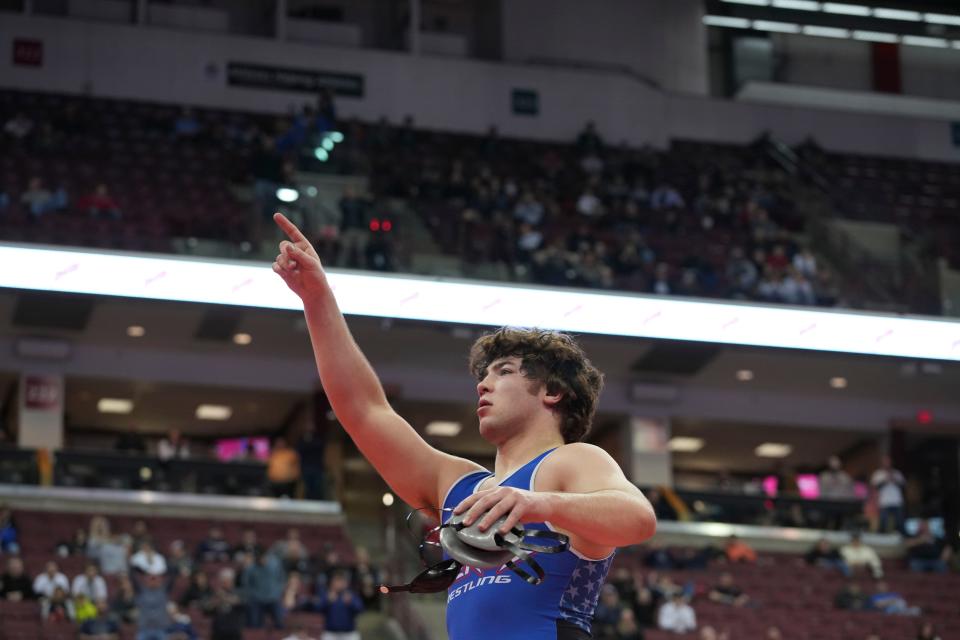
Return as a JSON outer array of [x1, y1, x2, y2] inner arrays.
[[544, 489, 656, 548]]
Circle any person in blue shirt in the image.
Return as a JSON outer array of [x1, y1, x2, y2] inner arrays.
[[315, 571, 363, 639], [271, 213, 657, 639]]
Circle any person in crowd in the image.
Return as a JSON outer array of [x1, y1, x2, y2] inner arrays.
[[179, 570, 213, 609], [282, 623, 319, 640], [232, 527, 263, 561], [805, 538, 851, 576], [841, 532, 884, 578], [0, 504, 18, 554], [34, 559, 70, 599], [0, 556, 36, 600], [576, 121, 604, 155], [75, 591, 99, 623], [281, 570, 308, 613], [867, 581, 920, 615], [916, 621, 942, 640], [270, 527, 310, 572], [350, 546, 380, 593], [20, 176, 56, 216], [56, 526, 89, 558], [173, 107, 202, 140], [88, 516, 114, 558], [267, 436, 302, 498], [3, 112, 34, 141], [766, 626, 783, 640], [724, 534, 757, 563], [110, 574, 138, 624], [158, 428, 190, 461], [131, 540, 168, 576], [42, 585, 76, 622], [297, 422, 327, 500], [195, 526, 232, 563], [97, 533, 130, 576], [72, 562, 108, 601], [132, 570, 175, 640], [315, 570, 363, 640], [871, 455, 906, 533], [167, 539, 193, 577], [708, 572, 750, 607], [336, 185, 370, 268], [632, 586, 657, 629], [79, 598, 121, 640], [657, 591, 696, 634], [834, 582, 867, 611], [129, 519, 151, 552], [202, 567, 246, 640], [79, 183, 122, 219], [905, 521, 952, 573], [241, 551, 286, 629], [167, 602, 200, 639], [615, 608, 644, 640], [593, 583, 625, 638]]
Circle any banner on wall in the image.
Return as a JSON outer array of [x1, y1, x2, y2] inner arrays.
[[227, 62, 364, 97], [12, 38, 43, 67]]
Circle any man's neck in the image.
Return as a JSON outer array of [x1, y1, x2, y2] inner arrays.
[[492, 425, 563, 483]]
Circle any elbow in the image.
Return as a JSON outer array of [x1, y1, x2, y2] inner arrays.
[[628, 501, 657, 546]]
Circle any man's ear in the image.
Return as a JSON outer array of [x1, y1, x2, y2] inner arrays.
[[543, 389, 563, 407]]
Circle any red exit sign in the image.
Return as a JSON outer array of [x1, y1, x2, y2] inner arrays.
[[13, 38, 43, 67]]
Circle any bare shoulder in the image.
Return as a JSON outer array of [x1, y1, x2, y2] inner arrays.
[[536, 443, 625, 492]]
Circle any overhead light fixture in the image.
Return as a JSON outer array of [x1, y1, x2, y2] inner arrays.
[[753, 19, 802, 32], [926, 13, 960, 26], [721, 0, 770, 5], [829, 376, 848, 389], [126, 325, 146, 338], [232, 332, 252, 346], [196, 404, 232, 420], [668, 437, 705, 453], [803, 25, 850, 37], [382, 492, 395, 507], [276, 188, 299, 203], [736, 369, 755, 382], [425, 421, 461, 437], [822, 2, 871, 16], [873, 8, 921, 22], [772, 0, 821, 9], [704, 15, 751, 28], [98, 398, 134, 414], [953, 41, 960, 49], [902, 35, 949, 48], [755, 443, 792, 458], [853, 30, 899, 42]]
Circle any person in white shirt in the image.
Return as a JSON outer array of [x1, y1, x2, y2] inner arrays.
[[157, 429, 190, 461], [658, 592, 697, 634], [71, 562, 108, 601], [871, 455, 905, 533], [33, 561, 69, 599], [130, 540, 167, 576], [840, 533, 883, 579]]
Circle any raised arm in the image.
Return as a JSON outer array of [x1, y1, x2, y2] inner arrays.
[[271, 213, 482, 511]]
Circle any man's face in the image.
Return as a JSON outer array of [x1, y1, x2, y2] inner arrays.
[[8, 558, 23, 575], [476, 357, 554, 444]]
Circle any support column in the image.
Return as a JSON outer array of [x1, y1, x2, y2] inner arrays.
[[136, 0, 147, 25], [408, 0, 421, 55], [275, 0, 288, 42]]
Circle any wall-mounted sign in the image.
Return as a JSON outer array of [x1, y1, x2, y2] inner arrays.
[[13, 39, 43, 67], [512, 88, 539, 116], [227, 62, 364, 97]]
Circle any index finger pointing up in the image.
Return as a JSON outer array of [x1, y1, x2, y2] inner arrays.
[[273, 212, 307, 243]]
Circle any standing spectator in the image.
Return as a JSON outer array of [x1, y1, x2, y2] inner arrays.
[[820, 455, 855, 499], [202, 567, 246, 640], [157, 429, 190, 461], [840, 532, 884, 578], [167, 540, 193, 577], [20, 176, 55, 216], [282, 571, 308, 612], [242, 552, 286, 629], [110, 575, 138, 624], [97, 534, 130, 576], [232, 528, 263, 561], [267, 437, 301, 498], [250, 135, 285, 231], [195, 526, 232, 564], [72, 562, 108, 602], [132, 571, 175, 640], [130, 520, 151, 552], [179, 570, 213, 609], [708, 573, 750, 607], [906, 522, 952, 573], [131, 540, 168, 576], [87, 517, 111, 553], [337, 186, 369, 268], [657, 592, 696, 634], [834, 582, 867, 611], [43, 585, 76, 622], [79, 598, 120, 640], [805, 538, 850, 576], [0, 556, 36, 600], [871, 455, 906, 533], [79, 183, 122, 219], [594, 583, 625, 639], [297, 423, 327, 501], [316, 570, 363, 640], [0, 504, 18, 553], [56, 527, 89, 558], [33, 560, 70, 599], [270, 528, 310, 573], [724, 535, 757, 563]]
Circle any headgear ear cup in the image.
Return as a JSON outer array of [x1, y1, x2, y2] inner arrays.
[[440, 512, 518, 568]]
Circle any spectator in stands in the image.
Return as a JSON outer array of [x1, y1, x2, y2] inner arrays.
[[110, 574, 137, 624], [167, 539, 193, 577], [157, 428, 190, 461], [699, 626, 729, 640], [871, 455, 906, 533], [202, 567, 246, 640], [179, 570, 213, 609], [3, 112, 33, 141], [281, 570, 308, 612], [819, 455, 855, 499], [282, 623, 319, 640], [75, 591, 99, 623], [167, 602, 200, 639], [708, 572, 749, 607], [576, 121, 604, 155], [726, 247, 759, 297], [576, 188, 604, 217], [79, 598, 120, 640], [267, 437, 302, 498], [867, 581, 920, 615], [905, 522, 952, 573], [242, 551, 286, 629], [0, 556, 35, 600], [615, 608, 644, 640], [131, 571, 175, 640], [337, 186, 369, 268], [593, 583, 625, 638], [805, 538, 850, 576], [514, 191, 545, 226], [232, 528, 263, 561], [632, 586, 657, 629], [56, 526, 89, 558], [917, 621, 942, 640], [131, 540, 168, 576], [42, 585, 76, 622], [130, 519, 151, 552], [20, 176, 56, 217], [841, 532, 883, 578], [34, 560, 70, 599], [834, 582, 867, 611], [793, 247, 817, 278], [270, 528, 310, 573], [173, 107, 202, 140], [72, 562, 108, 602], [195, 526, 232, 563], [350, 546, 380, 593], [79, 183, 122, 219], [657, 592, 696, 634], [0, 504, 18, 553], [724, 535, 757, 563], [97, 534, 130, 576], [650, 183, 684, 211], [315, 570, 363, 640], [296, 422, 327, 501], [766, 626, 783, 640]]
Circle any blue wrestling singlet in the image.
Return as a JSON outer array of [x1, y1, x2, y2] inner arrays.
[[442, 448, 614, 640]]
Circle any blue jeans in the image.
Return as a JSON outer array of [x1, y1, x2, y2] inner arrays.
[[247, 600, 285, 629], [879, 506, 903, 533], [817, 558, 852, 577], [909, 558, 946, 573]]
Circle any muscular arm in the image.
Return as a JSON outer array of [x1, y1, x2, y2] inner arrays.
[[272, 214, 481, 510]]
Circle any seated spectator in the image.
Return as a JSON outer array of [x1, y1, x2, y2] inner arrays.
[[657, 592, 696, 634], [72, 562, 108, 601], [167, 602, 200, 640], [42, 585, 76, 622], [242, 552, 286, 629], [79, 598, 120, 640], [34, 560, 70, 599], [0, 556, 36, 600], [195, 526, 232, 563], [110, 574, 137, 624], [650, 183, 684, 210], [351, 546, 381, 592], [131, 540, 168, 576], [202, 567, 246, 640], [632, 587, 657, 629], [724, 535, 757, 563], [281, 570, 308, 613], [841, 532, 883, 578], [158, 428, 190, 461], [315, 570, 363, 639], [270, 527, 310, 573], [56, 527, 89, 558], [174, 107, 202, 139], [593, 583, 625, 638], [282, 624, 318, 640], [698, 626, 729, 640], [867, 581, 920, 615], [615, 608, 644, 640], [267, 436, 301, 498], [179, 570, 213, 609], [78, 183, 121, 219], [0, 504, 18, 553], [805, 538, 850, 576], [576, 188, 603, 217], [906, 522, 952, 573], [834, 582, 867, 611], [167, 539, 193, 577], [3, 112, 33, 140], [97, 534, 130, 576], [708, 572, 749, 607], [232, 527, 263, 561], [514, 191, 545, 225], [75, 592, 99, 622], [20, 176, 55, 216], [917, 621, 942, 640]]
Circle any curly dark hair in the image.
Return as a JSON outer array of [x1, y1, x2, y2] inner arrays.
[[468, 327, 604, 443]]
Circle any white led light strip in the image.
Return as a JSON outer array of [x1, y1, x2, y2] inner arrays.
[[0, 243, 959, 360]]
